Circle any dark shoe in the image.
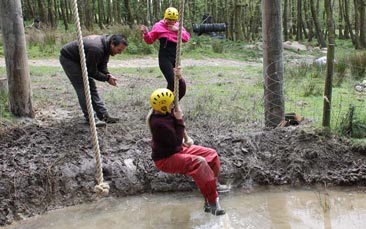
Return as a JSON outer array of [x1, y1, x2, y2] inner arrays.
[[85, 119, 106, 128], [210, 198, 225, 216], [99, 114, 119, 123], [204, 202, 211, 213]]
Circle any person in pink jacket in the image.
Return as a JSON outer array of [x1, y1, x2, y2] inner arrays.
[[140, 7, 190, 99]]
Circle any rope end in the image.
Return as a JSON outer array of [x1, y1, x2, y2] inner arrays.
[[94, 182, 110, 196]]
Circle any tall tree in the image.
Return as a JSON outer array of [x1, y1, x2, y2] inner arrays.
[[322, 0, 335, 128], [283, 0, 289, 41], [262, 0, 284, 128], [0, 0, 34, 118], [296, 0, 303, 40], [344, 0, 359, 47], [310, 0, 326, 47]]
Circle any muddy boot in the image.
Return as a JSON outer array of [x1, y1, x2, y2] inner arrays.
[[203, 201, 211, 213], [99, 114, 119, 123], [210, 197, 225, 216]]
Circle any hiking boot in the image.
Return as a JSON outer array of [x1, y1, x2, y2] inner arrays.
[[99, 114, 119, 123], [209, 198, 225, 216], [85, 119, 106, 128], [217, 183, 230, 193]]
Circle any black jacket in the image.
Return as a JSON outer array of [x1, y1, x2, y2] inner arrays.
[[60, 35, 111, 81]]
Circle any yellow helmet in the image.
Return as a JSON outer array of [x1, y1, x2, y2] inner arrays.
[[164, 7, 179, 21], [150, 88, 175, 114]]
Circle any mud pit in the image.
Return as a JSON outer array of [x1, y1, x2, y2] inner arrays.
[[2, 111, 366, 226], [1, 57, 366, 226]]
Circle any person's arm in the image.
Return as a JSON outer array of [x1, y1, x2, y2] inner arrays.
[[181, 26, 190, 43], [85, 51, 109, 82], [141, 24, 159, 44]]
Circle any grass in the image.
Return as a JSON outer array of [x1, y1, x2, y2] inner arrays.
[[2, 25, 366, 137]]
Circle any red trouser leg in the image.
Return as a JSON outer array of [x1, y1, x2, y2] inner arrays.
[[154, 145, 220, 204]]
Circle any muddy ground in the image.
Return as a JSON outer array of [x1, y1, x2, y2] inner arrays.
[[1, 56, 366, 226]]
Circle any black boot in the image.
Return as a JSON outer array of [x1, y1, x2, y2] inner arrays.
[[99, 114, 119, 123], [203, 201, 211, 213], [210, 198, 225, 216]]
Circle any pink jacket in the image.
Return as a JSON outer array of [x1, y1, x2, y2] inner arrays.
[[143, 20, 190, 44]]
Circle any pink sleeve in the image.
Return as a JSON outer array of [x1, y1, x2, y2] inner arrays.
[[143, 24, 159, 44], [181, 27, 190, 43]]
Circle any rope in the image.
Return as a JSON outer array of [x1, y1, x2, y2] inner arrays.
[[173, 0, 185, 106], [70, 0, 109, 196], [173, 1, 193, 146]]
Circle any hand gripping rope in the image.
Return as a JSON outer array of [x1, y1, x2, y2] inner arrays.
[[71, 0, 109, 196], [174, 1, 193, 145]]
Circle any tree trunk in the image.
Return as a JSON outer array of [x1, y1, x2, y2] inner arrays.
[[124, 0, 133, 27], [36, 0, 47, 26], [359, 0, 366, 48], [354, 0, 361, 48], [322, 0, 335, 128], [283, 0, 289, 41], [60, 0, 69, 30], [310, 0, 327, 47], [262, 0, 284, 128], [47, 0, 56, 28], [0, 0, 34, 118], [296, 0, 303, 40], [344, 0, 358, 47]]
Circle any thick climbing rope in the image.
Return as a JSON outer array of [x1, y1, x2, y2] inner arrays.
[[173, 0, 185, 105], [174, 0, 193, 145], [70, 0, 109, 196]]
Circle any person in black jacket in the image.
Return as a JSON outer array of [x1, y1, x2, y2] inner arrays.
[[59, 34, 128, 127]]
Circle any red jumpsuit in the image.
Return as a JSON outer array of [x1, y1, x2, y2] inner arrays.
[[148, 112, 220, 204]]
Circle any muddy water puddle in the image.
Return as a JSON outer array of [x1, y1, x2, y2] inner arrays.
[[4, 186, 366, 229]]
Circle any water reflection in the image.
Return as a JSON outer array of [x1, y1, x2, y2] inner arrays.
[[4, 186, 366, 229]]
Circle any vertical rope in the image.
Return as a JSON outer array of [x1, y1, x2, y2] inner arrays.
[[174, 0, 185, 106], [173, 1, 192, 144], [70, 0, 109, 196]]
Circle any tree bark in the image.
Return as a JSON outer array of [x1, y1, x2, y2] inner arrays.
[[283, 0, 289, 41], [322, 0, 335, 128], [262, 0, 284, 128], [296, 0, 303, 40], [344, 0, 358, 47], [0, 0, 34, 118], [359, 0, 366, 48], [310, 0, 327, 47]]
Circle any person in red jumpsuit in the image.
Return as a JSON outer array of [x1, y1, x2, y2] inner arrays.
[[146, 88, 225, 216]]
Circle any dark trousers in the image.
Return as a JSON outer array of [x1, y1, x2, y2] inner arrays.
[[158, 54, 186, 100], [59, 55, 108, 120]]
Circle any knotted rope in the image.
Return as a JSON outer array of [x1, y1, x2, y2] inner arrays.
[[71, 0, 109, 196]]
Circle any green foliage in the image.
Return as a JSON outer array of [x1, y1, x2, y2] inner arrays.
[[211, 39, 224, 53], [333, 58, 348, 87], [0, 91, 11, 119], [337, 105, 366, 138], [347, 52, 366, 80]]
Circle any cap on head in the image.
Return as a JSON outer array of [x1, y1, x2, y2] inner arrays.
[[150, 88, 175, 114], [164, 7, 179, 21]]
